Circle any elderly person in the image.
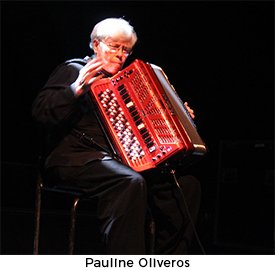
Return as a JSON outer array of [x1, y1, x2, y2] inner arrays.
[[32, 17, 201, 255]]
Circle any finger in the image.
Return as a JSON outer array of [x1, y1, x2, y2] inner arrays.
[[86, 57, 105, 68], [82, 65, 102, 83], [88, 73, 105, 85], [82, 59, 104, 75], [86, 59, 104, 68]]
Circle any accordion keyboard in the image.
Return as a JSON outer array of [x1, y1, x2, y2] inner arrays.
[[90, 59, 207, 172]]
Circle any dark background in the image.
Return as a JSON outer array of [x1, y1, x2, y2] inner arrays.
[[1, 1, 274, 254]]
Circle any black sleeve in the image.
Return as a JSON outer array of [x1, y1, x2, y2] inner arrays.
[[32, 62, 84, 128]]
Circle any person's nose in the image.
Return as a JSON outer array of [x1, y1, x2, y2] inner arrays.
[[115, 49, 125, 61], [116, 47, 125, 57]]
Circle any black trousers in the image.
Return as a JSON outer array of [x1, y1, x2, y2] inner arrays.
[[45, 159, 201, 254], [144, 170, 201, 254]]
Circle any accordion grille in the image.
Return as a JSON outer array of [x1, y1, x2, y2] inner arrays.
[[90, 59, 207, 172]]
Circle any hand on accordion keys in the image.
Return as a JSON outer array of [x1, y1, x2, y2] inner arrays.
[[73, 57, 106, 97], [183, 101, 195, 119]]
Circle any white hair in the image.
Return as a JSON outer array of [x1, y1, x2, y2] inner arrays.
[[90, 18, 137, 50]]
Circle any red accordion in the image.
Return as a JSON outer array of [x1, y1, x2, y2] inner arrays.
[[90, 59, 207, 172]]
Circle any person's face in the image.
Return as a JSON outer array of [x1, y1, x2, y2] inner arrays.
[[93, 36, 133, 75]]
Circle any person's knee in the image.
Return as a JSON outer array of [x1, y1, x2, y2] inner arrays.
[[131, 172, 147, 193], [132, 171, 146, 185], [123, 170, 147, 199]]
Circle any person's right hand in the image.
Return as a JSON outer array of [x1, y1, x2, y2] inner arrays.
[[73, 57, 105, 96]]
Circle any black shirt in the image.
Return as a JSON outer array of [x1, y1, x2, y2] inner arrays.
[[32, 57, 112, 168]]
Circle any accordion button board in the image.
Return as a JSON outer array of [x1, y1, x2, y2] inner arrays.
[[90, 59, 207, 172]]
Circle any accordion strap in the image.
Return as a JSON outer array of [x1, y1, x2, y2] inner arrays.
[[71, 128, 122, 162], [71, 128, 108, 152], [71, 128, 121, 162]]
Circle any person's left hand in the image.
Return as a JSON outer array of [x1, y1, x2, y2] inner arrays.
[[184, 101, 195, 119]]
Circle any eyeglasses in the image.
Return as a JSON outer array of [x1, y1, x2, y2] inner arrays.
[[99, 40, 132, 56]]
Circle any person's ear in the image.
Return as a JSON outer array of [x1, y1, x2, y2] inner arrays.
[[93, 39, 100, 54]]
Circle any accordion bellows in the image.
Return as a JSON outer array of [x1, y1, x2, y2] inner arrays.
[[90, 59, 207, 172]]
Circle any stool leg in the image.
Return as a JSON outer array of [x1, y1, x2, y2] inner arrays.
[[69, 197, 80, 254], [33, 173, 43, 254], [148, 218, 156, 254]]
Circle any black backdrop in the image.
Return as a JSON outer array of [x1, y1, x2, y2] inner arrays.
[[1, 1, 274, 254]]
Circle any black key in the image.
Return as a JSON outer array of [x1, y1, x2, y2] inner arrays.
[[133, 115, 140, 122], [125, 97, 131, 104], [136, 119, 142, 126], [122, 93, 129, 100], [142, 132, 149, 139], [147, 141, 154, 148], [139, 128, 147, 134], [129, 106, 136, 112], [131, 110, 138, 117], [118, 84, 125, 91], [144, 137, 152, 144]]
